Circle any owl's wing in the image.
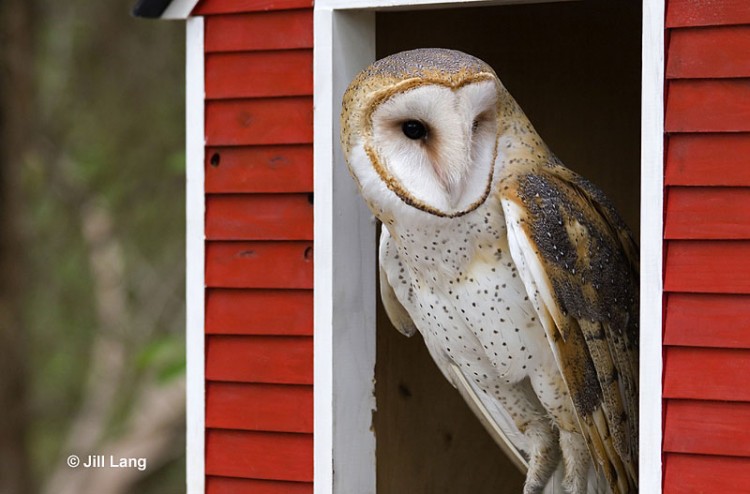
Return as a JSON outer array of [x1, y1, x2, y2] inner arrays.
[[379, 228, 529, 472], [379, 265, 417, 337], [379, 229, 417, 338], [499, 162, 639, 494]]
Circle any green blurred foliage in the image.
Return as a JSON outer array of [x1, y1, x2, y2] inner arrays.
[[19, 1, 186, 491]]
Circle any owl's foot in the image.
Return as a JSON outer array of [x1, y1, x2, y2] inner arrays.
[[559, 429, 590, 494], [521, 421, 561, 494]]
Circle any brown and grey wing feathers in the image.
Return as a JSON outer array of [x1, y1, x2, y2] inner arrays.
[[499, 163, 639, 494]]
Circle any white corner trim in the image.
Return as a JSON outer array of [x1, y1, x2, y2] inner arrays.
[[162, 0, 201, 19], [313, 9, 335, 493], [185, 16, 205, 494], [314, 7, 378, 494], [640, 0, 665, 492]]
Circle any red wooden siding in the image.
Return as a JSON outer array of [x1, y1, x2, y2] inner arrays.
[[665, 134, 750, 186], [206, 289, 312, 336], [666, 80, 750, 133], [206, 194, 313, 240], [664, 347, 750, 402], [664, 2, 750, 489], [206, 382, 313, 433], [666, 0, 750, 28], [206, 430, 313, 482], [664, 241, 750, 293], [667, 26, 750, 79], [206, 241, 313, 289], [204, 10, 313, 53], [664, 454, 750, 494], [206, 336, 313, 385], [195, 0, 314, 487], [665, 400, 750, 457], [195, 0, 312, 16], [665, 188, 750, 239], [665, 293, 750, 348], [207, 477, 313, 494], [206, 50, 313, 99], [206, 97, 313, 146], [205, 145, 313, 193]]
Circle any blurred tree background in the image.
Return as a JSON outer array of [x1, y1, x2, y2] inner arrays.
[[1, 1, 186, 493]]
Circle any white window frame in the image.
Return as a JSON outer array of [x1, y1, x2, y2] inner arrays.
[[312, 2, 665, 494]]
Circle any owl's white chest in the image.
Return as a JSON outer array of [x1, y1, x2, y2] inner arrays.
[[381, 198, 555, 394]]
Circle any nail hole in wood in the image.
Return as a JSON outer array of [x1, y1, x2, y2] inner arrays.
[[210, 152, 221, 167]]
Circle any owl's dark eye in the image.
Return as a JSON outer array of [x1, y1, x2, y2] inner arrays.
[[402, 120, 427, 140], [472, 120, 480, 132]]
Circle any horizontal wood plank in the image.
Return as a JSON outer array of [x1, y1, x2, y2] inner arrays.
[[664, 454, 750, 494], [666, 0, 750, 28], [664, 346, 750, 401], [668, 26, 750, 79], [205, 145, 312, 193], [667, 79, 750, 133], [206, 335, 313, 384], [206, 289, 312, 335], [665, 293, 750, 348], [206, 50, 312, 99], [206, 241, 313, 289], [664, 240, 750, 293], [206, 430, 312, 482], [206, 382, 313, 433], [665, 400, 750, 457], [195, 0, 313, 15], [207, 477, 312, 494], [206, 98, 313, 146], [666, 134, 750, 186], [206, 194, 313, 241], [205, 11, 313, 53], [665, 187, 750, 239]]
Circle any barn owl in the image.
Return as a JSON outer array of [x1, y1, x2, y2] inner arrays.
[[340, 48, 639, 494]]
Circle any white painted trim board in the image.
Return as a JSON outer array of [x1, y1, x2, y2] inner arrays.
[[162, 0, 200, 19], [639, 0, 665, 492], [314, 8, 378, 494], [185, 16, 206, 494]]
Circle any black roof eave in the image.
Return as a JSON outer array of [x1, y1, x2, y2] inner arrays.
[[132, 0, 174, 18]]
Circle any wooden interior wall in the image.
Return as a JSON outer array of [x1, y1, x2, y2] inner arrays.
[[193, 1, 314, 493], [664, 1, 750, 492], [375, 3, 640, 493]]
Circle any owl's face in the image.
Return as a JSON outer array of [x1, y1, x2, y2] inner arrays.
[[368, 79, 499, 215], [341, 49, 507, 220]]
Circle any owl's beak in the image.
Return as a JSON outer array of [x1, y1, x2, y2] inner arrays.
[[442, 175, 466, 209], [434, 167, 468, 210], [433, 139, 471, 208]]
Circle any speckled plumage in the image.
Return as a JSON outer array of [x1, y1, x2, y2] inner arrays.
[[341, 48, 638, 494]]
